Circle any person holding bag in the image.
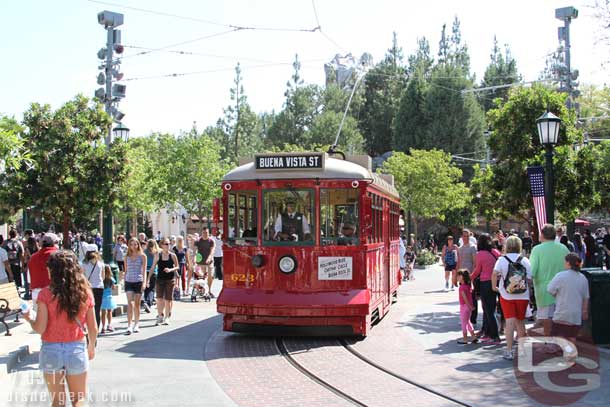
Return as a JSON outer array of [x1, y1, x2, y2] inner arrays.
[[81, 244, 104, 328], [23, 250, 97, 407]]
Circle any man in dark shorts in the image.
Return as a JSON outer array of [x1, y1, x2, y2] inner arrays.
[[196, 228, 215, 297]]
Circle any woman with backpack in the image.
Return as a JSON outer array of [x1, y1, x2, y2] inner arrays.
[[471, 234, 501, 344], [441, 236, 459, 291], [492, 236, 532, 360]]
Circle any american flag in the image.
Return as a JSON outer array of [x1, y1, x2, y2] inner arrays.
[[527, 166, 546, 236]]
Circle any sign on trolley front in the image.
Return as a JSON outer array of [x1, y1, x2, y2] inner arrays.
[[318, 257, 353, 280]]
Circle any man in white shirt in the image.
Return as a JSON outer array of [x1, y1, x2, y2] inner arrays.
[[274, 198, 310, 241]]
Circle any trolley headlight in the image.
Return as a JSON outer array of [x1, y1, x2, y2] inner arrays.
[[278, 255, 297, 274]]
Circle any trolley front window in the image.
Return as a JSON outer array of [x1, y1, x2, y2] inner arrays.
[[320, 188, 359, 246], [227, 190, 257, 245], [263, 189, 314, 246]]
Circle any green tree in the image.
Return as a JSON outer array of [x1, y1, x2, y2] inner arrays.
[[267, 55, 322, 149], [479, 37, 521, 112], [0, 116, 28, 173], [381, 150, 470, 223], [165, 132, 229, 224], [578, 84, 610, 142], [2, 95, 126, 245], [477, 85, 588, 226], [360, 32, 407, 156], [217, 63, 263, 162]]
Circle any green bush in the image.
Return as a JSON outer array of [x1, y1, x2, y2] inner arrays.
[[416, 249, 438, 267]]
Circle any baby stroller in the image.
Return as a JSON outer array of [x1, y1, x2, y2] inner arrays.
[[190, 266, 210, 302]]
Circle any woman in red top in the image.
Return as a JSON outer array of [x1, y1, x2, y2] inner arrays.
[[471, 233, 501, 344], [24, 251, 97, 407]]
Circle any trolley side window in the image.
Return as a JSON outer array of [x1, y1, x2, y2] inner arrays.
[[320, 188, 359, 246], [263, 189, 314, 246], [227, 190, 258, 245]]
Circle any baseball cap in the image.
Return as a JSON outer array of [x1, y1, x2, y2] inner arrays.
[[41, 233, 59, 245], [85, 243, 98, 253]]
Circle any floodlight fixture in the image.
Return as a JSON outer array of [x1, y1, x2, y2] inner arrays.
[[97, 10, 124, 28]]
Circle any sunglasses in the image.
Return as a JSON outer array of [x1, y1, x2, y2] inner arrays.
[[161, 243, 169, 246]]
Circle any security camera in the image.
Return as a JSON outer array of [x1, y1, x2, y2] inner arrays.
[[97, 10, 124, 28], [555, 7, 578, 21]]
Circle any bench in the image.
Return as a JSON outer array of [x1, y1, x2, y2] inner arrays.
[[0, 282, 21, 336]]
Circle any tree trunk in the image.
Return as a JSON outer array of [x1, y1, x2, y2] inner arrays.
[[62, 211, 71, 249]]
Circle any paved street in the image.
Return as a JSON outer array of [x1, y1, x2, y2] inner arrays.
[[2, 265, 609, 406]]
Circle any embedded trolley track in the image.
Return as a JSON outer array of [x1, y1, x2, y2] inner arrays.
[[276, 338, 473, 407]]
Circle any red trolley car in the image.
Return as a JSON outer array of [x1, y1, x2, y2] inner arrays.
[[216, 152, 401, 336]]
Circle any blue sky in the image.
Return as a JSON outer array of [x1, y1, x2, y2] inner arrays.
[[1, 0, 607, 138]]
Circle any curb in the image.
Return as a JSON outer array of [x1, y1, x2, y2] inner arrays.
[[6, 345, 29, 374]]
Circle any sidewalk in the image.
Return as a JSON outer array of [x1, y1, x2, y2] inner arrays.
[[351, 263, 610, 407]]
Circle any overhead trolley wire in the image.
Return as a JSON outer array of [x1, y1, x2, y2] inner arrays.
[[88, 0, 320, 32], [311, 0, 347, 53]]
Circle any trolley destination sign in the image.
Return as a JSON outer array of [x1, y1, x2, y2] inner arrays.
[[255, 153, 325, 170]]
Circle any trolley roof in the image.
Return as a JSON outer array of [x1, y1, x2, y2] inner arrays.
[[223, 153, 399, 198]]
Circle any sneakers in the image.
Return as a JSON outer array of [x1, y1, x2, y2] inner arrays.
[[162, 317, 170, 326], [143, 303, 151, 313], [155, 316, 163, 326], [125, 325, 133, 335], [451, 285, 456, 291], [457, 339, 468, 345], [100, 328, 106, 335], [503, 350, 514, 360], [482, 337, 501, 345], [209, 292, 215, 299], [107, 325, 114, 332], [133, 323, 140, 333]]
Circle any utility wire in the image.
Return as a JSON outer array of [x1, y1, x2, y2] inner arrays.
[[120, 29, 243, 59], [311, 0, 347, 53], [88, 0, 320, 32], [123, 61, 305, 82]]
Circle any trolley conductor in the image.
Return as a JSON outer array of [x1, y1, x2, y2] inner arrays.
[[274, 197, 311, 241], [337, 223, 357, 246]]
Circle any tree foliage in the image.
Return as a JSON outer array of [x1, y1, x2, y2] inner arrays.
[[381, 149, 470, 221], [360, 33, 407, 156], [473, 85, 590, 224], [0, 95, 127, 243], [479, 37, 521, 112]]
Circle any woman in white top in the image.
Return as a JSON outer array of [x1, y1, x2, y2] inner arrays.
[[492, 236, 532, 360], [82, 244, 105, 328]]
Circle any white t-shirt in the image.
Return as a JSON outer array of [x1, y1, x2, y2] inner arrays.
[[547, 270, 590, 325], [213, 236, 223, 258], [0, 247, 9, 281], [82, 260, 104, 289], [494, 253, 532, 301], [399, 237, 406, 268]]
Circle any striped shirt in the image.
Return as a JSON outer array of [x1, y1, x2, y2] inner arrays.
[[125, 255, 144, 283]]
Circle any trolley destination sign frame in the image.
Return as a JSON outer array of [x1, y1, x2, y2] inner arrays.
[[254, 152, 325, 171]]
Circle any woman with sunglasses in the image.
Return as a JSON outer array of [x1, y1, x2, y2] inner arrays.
[[123, 238, 147, 334], [149, 238, 179, 325]]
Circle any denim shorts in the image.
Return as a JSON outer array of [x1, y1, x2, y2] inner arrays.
[[39, 341, 88, 375]]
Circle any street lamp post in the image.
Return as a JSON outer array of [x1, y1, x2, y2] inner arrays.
[[536, 111, 561, 226]]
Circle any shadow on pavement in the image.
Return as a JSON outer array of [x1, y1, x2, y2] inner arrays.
[[114, 314, 223, 361], [455, 359, 511, 373], [397, 311, 460, 335]]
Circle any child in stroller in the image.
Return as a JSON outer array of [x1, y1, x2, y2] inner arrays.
[[190, 264, 211, 302]]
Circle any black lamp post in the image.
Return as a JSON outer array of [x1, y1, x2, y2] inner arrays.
[[536, 111, 561, 225], [112, 123, 130, 142]]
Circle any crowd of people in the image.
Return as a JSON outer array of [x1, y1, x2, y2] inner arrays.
[[0, 227, 223, 406], [432, 224, 595, 360]]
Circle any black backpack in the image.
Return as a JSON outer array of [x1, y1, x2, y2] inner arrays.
[[6, 241, 20, 265], [503, 255, 528, 294]]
